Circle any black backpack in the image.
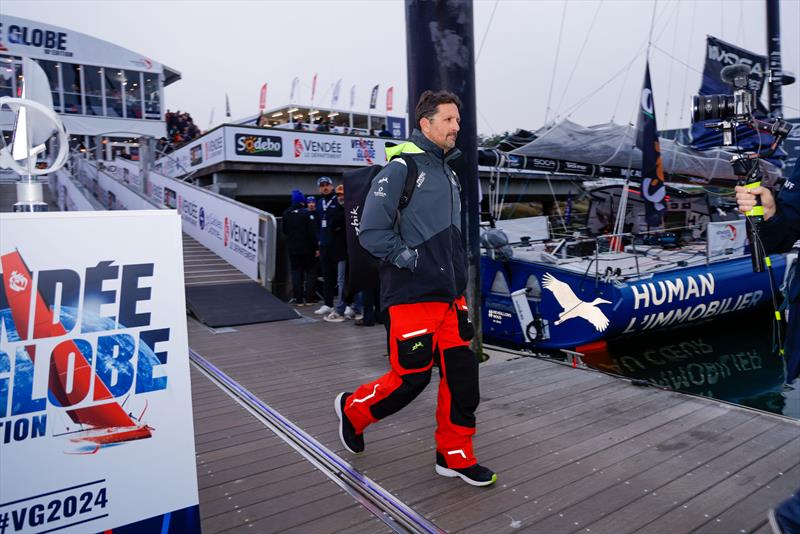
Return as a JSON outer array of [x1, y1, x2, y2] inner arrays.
[[343, 154, 418, 294]]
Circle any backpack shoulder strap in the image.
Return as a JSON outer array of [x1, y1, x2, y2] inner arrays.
[[396, 153, 418, 210]]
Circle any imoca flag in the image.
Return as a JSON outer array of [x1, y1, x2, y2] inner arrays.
[[636, 61, 667, 228], [689, 35, 780, 160]]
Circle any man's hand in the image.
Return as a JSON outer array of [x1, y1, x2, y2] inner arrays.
[[734, 185, 776, 221]]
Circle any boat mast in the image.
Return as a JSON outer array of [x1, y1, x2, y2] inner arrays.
[[405, 1, 483, 356], [765, 0, 783, 117]]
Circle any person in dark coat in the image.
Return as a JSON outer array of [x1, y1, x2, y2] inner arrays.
[[282, 189, 318, 305], [736, 162, 800, 534], [334, 90, 496, 487], [314, 176, 344, 316], [324, 184, 360, 322]]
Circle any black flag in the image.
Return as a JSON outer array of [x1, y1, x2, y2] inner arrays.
[[636, 62, 667, 228]]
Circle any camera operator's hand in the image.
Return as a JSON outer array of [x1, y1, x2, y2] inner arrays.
[[735, 185, 776, 221]]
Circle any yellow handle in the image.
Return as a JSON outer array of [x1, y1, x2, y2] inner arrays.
[[744, 181, 763, 217]]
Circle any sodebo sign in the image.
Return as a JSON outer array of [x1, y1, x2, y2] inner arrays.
[[234, 134, 282, 157]]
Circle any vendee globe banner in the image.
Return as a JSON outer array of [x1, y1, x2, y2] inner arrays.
[[154, 126, 393, 178], [0, 210, 200, 533]]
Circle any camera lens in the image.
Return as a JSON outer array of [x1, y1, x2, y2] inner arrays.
[[691, 94, 736, 122]]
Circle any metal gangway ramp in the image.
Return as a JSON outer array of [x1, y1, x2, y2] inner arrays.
[[182, 233, 251, 287], [48, 155, 297, 328]]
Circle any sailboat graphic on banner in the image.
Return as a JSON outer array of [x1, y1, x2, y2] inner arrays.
[[1, 250, 153, 453]]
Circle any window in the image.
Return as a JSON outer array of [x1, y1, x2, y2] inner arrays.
[[104, 69, 123, 117], [84, 66, 103, 116], [143, 72, 160, 120], [14, 62, 23, 97], [1, 56, 16, 98], [62, 63, 83, 114], [33, 59, 62, 112], [123, 70, 142, 119]]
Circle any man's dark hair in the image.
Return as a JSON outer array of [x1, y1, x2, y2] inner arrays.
[[415, 90, 462, 127]]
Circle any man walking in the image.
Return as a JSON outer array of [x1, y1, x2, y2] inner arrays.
[[334, 90, 496, 487]]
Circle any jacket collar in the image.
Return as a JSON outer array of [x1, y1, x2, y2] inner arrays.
[[410, 129, 462, 163]]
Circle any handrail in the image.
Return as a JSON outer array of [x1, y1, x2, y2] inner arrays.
[[153, 147, 200, 182], [76, 153, 278, 288]]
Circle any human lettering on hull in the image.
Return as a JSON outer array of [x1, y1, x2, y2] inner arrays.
[[631, 273, 716, 309], [0, 251, 171, 452], [622, 290, 764, 334]]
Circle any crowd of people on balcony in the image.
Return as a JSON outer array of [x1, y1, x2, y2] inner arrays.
[[158, 110, 203, 154]]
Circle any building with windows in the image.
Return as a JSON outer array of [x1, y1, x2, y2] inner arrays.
[[238, 105, 407, 139], [0, 14, 180, 155]]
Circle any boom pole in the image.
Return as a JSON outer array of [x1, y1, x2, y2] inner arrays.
[[405, 0, 484, 357]]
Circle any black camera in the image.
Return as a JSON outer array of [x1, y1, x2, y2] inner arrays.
[[691, 64, 756, 123]]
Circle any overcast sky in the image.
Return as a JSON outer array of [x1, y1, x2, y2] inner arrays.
[[4, 0, 799, 135]]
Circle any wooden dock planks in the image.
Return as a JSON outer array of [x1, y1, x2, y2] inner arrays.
[[188, 312, 800, 533]]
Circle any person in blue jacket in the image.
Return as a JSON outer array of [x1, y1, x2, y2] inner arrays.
[[736, 162, 800, 534]]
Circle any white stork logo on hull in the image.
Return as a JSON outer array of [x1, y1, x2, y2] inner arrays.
[[542, 273, 611, 332]]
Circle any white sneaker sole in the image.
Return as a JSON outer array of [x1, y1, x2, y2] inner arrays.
[[334, 393, 360, 455], [435, 464, 497, 487], [767, 509, 782, 534]]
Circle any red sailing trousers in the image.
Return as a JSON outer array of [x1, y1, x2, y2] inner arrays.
[[343, 296, 480, 469]]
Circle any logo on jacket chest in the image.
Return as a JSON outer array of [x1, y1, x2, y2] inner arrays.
[[416, 171, 426, 188]]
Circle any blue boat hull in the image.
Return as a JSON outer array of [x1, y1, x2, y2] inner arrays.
[[481, 254, 787, 350]]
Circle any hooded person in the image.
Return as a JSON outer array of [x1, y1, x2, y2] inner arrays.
[[282, 189, 318, 305]]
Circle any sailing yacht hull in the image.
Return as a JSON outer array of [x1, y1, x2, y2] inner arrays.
[[481, 253, 788, 351]]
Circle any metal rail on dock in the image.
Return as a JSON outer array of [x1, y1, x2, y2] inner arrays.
[[189, 348, 445, 534]]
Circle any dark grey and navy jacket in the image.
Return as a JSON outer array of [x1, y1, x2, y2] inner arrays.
[[359, 129, 466, 309], [759, 163, 800, 380]]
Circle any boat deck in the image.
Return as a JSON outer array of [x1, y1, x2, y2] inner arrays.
[[188, 308, 800, 533]]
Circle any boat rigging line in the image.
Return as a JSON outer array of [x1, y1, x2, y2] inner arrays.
[[189, 348, 445, 534], [677, 1, 698, 128], [553, 0, 605, 119], [475, 0, 500, 64], [662, 0, 681, 127], [543, 0, 569, 125]]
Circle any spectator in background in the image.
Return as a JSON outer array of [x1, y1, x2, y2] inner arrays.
[[282, 189, 319, 306], [163, 110, 202, 153], [378, 123, 393, 138], [324, 184, 361, 323], [313, 176, 343, 317]]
